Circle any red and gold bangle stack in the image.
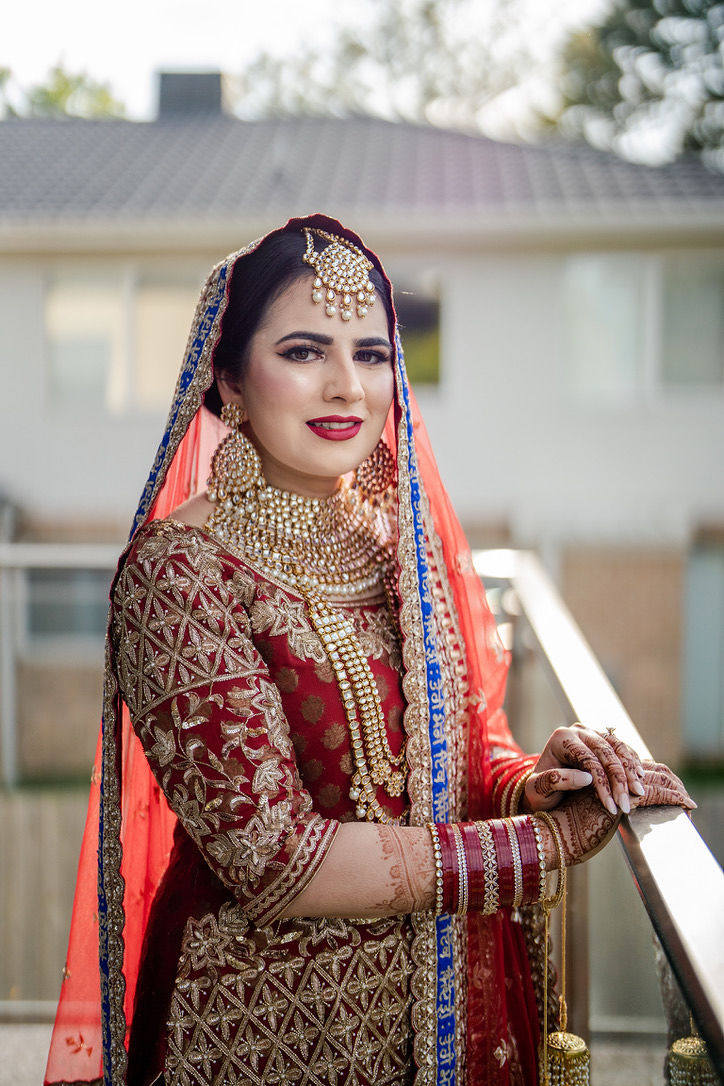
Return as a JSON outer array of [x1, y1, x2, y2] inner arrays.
[[489, 819, 516, 907], [514, 815, 543, 903], [459, 822, 485, 907], [428, 816, 546, 916]]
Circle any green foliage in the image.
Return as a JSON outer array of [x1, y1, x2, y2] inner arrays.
[[0, 64, 125, 119], [402, 328, 441, 385], [233, 0, 546, 131], [558, 0, 724, 165]]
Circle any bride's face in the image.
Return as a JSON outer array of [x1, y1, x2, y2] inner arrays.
[[220, 273, 395, 497]]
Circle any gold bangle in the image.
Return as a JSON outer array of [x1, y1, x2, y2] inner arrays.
[[500, 774, 517, 817], [427, 822, 444, 916], [509, 766, 535, 816], [529, 815, 547, 903], [534, 811, 566, 911], [505, 818, 524, 909], [450, 823, 469, 915], [474, 820, 499, 915]]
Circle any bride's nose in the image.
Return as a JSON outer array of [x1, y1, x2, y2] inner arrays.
[[324, 354, 364, 402]]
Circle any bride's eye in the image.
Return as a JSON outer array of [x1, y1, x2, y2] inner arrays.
[[282, 345, 320, 362], [355, 349, 390, 365]]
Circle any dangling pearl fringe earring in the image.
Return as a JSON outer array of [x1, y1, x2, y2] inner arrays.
[[354, 439, 396, 507], [207, 403, 264, 503]]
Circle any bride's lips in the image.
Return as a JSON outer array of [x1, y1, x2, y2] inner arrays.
[[306, 415, 363, 441]]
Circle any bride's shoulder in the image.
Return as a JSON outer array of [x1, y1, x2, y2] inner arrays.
[[123, 495, 215, 566], [166, 493, 215, 529]]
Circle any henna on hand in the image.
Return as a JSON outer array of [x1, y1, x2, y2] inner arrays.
[[532, 769, 564, 799], [606, 734, 645, 790], [548, 788, 620, 866], [527, 723, 655, 817], [373, 825, 434, 913], [629, 761, 696, 810]]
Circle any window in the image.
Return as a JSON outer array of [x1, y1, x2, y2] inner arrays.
[[22, 568, 111, 652], [563, 253, 724, 403], [45, 264, 204, 414], [564, 256, 645, 403], [45, 275, 127, 411], [134, 270, 203, 411], [394, 272, 441, 386], [660, 258, 724, 388], [683, 542, 724, 757]]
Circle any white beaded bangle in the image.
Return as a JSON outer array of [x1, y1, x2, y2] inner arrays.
[[451, 823, 469, 915], [530, 815, 547, 903], [505, 818, 524, 910], [427, 822, 444, 915]]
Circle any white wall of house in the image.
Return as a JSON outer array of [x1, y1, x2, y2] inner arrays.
[[415, 247, 724, 545], [1, 242, 723, 545]]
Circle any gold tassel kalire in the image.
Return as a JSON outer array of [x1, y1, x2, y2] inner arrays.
[[538, 812, 590, 1086], [669, 1019, 717, 1086]]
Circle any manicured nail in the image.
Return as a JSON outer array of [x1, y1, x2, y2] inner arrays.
[[631, 780, 645, 796], [620, 794, 630, 814], [580, 772, 593, 785], [606, 796, 617, 815]]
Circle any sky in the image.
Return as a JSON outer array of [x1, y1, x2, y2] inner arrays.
[[4, 0, 366, 118], [4, 0, 607, 124]]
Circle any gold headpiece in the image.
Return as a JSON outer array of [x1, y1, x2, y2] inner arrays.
[[302, 227, 376, 320]]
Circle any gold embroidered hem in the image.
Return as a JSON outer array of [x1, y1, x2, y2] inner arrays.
[[164, 910, 415, 1086]]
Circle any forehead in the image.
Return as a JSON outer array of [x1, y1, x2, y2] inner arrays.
[[259, 273, 391, 341]]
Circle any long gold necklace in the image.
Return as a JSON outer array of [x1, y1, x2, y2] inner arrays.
[[205, 470, 407, 823]]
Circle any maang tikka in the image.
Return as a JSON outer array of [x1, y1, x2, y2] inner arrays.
[[302, 227, 376, 320], [207, 402, 264, 505]]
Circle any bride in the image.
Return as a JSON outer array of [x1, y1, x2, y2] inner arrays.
[[45, 214, 693, 1086]]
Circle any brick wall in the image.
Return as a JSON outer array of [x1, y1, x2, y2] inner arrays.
[[561, 546, 684, 768]]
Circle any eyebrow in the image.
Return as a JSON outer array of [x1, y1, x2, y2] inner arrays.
[[275, 331, 393, 351]]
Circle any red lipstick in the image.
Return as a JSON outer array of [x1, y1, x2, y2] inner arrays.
[[306, 415, 363, 441]]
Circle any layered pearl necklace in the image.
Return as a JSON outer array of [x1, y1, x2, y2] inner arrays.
[[205, 477, 407, 823]]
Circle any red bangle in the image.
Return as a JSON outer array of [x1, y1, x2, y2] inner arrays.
[[460, 822, 486, 907], [436, 823, 459, 913], [493, 760, 523, 814], [514, 816, 541, 904], [490, 820, 515, 907]]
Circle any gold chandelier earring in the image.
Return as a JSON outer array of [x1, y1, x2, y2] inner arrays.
[[354, 439, 396, 506], [207, 402, 264, 505]]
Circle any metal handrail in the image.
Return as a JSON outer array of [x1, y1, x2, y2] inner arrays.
[[473, 548, 724, 1077]]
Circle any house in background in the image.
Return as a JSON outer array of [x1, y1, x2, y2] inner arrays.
[[1, 70, 723, 1035], [1, 71, 723, 785]]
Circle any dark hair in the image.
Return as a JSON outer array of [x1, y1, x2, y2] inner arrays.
[[205, 230, 393, 415]]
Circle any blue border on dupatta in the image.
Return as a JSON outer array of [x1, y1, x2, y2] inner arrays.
[[395, 332, 458, 1085], [99, 265, 228, 1081]]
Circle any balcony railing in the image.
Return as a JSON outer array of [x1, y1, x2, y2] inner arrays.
[[0, 541, 722, 1080], [473, 549, 724, 1079]]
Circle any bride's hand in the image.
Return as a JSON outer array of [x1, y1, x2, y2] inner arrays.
[[547, 757, 696, 867], [523, 723, 690, 816], [628, 759, 696, 811]]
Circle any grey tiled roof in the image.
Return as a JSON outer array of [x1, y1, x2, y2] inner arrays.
[[1, 113, 722, 222]]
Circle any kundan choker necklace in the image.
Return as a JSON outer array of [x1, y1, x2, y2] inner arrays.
[[204, 411, 407, 823]]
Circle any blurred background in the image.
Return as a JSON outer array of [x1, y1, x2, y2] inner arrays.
[[1, 0, 723, 1082]]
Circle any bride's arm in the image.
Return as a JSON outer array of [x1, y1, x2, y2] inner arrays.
[[280, 810, 570, 919], [281, 760, 694, 919]]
